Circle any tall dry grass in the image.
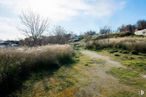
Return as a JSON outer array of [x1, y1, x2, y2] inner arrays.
[[86, 37, 146, 53], [0, 45, 74, 97]]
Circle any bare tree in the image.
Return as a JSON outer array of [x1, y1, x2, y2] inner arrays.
[[19, 11, 49, 46], [136, 20, 146, 30], [99, 26, 111, 35], [99, 26, 111, 44], [53, 26, 70, 44], [118, 24, 135, 35], [84, 30, 96, 42]]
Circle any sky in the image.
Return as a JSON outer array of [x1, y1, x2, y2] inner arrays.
[[0, 0, 146, 40]]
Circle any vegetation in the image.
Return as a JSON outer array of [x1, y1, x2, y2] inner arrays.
[[84, 19, 146, 52], [136, 20, 146, 30], [16, 51, 134, 97], [99, 26, 111, 35], [93, 49, 146, 97], [118, 24, 136, 35], [1, 9, 146, 97], [109, 67, 146, 92], [122, 60, 146, 73], [19, 11, 75, 46], [96, 48, 146, 73], [85, 37, 146, 53], [19, 11, 49, 46], [0, 45, 74, 97], [51, 26, 71, 44]]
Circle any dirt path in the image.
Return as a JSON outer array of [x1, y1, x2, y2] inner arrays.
[[74, 50, 129, 97], [82, 50, 146, 79], [81, 50, 125, 68]]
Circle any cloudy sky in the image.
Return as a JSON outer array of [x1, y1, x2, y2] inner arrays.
[[0, 0, 146, 40]]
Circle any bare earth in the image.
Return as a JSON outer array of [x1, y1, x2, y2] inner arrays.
[[81, 50, 125, 68], [75, 50, 134, 97]]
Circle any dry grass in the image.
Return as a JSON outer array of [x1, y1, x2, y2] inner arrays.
[[86, 37, 146, 53], [0, 45, 74, 97]]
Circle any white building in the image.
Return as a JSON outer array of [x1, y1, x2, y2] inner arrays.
[[135, 29, 146, 36]]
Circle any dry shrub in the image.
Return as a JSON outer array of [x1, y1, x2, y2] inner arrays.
[[0, 45, 74, 97], [0, 45, 74, 76], [86, 37, 146, 53]]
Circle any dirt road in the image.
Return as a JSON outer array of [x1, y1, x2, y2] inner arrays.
[[81, 50, 125, 68], [73, 50, 130, 97]]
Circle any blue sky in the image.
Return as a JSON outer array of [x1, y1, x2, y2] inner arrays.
[[0, 0, 146, 40]]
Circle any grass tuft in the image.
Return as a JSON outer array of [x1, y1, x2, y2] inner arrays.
[[0, 45, 74, 97]]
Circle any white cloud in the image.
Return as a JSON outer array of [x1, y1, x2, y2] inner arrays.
[[0, 17, 24, 40], [0, 0, 126, 39], [0, 0, 126, 22], [85, 0, 126, 18]]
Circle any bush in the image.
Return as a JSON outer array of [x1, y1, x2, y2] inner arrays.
[[0, 45, 74, 97], [85, 37, 146, 53], [121, 51, 129, 54], [131, 50, 139, 55], [109, 50, 118, 53], [114, 54, 120, 56]]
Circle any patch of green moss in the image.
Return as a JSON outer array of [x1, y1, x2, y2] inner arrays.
[[110, 68, 139, 79], [109, 68, 146, 89], [122, 60, 146, 73]]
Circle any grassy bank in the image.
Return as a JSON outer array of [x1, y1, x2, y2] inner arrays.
[[96, 49, 146, 74], [85, 36, 146, 53], [0, 45, 74, 97]]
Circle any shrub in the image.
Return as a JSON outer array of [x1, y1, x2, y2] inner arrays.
[[114, 54, 120, 56], [85, 37, 146, 53], [0, 45, 74, 97], [131, 50, 139, 55], [121, 51, 129, 54], [109, 50, 118, 53]]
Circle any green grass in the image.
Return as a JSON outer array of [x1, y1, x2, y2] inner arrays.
[[110, 68, 139, 78], [15, 52, 86, 97], [16, 66, 78, 97], [14, 49, 146, 97], [109, 67, 146, 96], [122, 60, 146, 73], [97, 48, 146, 74], [16, 51, 106, 97]]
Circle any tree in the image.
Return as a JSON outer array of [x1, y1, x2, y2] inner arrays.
[[99, 26, 111, 35], [85, 30, 96, 36], [118, 24, 135, 35], [99, 26, 111, 44], [19, 11, 49, 46], [84, 30, 96, 42], [136, 20, 146, 30], [118, 25, 126, 32], [52, 26, 70, 44]]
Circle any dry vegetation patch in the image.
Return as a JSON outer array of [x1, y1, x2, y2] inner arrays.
[[86, 37, 146, 53], [0, 45, 74, 97]]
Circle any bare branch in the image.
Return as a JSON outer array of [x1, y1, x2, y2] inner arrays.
[[19, 11, 49, 45]]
